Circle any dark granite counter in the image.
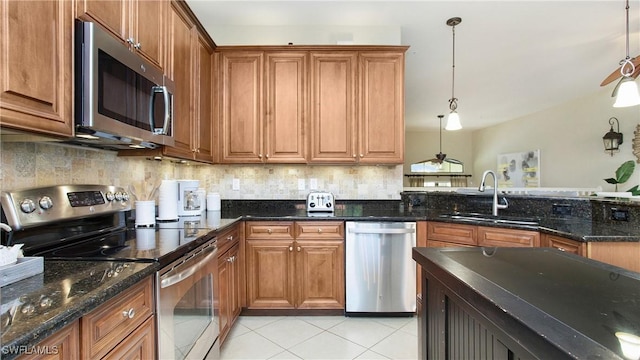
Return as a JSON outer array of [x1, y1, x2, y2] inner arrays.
[[413, 247, 640, 359], [0, 261, 157, 359]]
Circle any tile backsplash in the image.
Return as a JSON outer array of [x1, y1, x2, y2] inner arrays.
[[0, 142, 403, 199]]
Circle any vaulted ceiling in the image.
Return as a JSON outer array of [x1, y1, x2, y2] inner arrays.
[[187, 0, 640, 130]]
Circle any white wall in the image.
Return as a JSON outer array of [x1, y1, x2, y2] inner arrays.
[[472, 87, 640, 190]]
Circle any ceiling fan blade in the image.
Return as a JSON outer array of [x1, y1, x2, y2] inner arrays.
[[600, 56, 640, 86]]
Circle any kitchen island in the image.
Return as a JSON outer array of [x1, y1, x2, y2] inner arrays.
[[412, 247, 640, 360]]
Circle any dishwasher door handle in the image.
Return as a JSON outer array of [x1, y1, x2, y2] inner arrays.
[[349, 228, 416, 235]]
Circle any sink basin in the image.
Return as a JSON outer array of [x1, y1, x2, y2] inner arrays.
[[439, 212, 539, 226]]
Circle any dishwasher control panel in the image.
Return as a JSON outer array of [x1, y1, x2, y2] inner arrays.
[[306, 191, 334, 212]]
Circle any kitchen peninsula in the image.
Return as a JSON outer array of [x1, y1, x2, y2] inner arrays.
[[412, 246, 640, 360]]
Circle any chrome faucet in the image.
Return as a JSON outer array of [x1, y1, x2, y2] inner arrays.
[[478, 170, 508, 216]]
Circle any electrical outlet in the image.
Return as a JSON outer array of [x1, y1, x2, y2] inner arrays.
[[298, 179, 305, 190], [232, 178, 240, 191], [309, 178, 318, 189]]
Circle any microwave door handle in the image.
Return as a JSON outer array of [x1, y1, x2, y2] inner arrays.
[[149, 86, 170, 135], [160, 246, 217, 288]]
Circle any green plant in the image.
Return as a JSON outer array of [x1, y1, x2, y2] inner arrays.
[[604, 160, 637, 193]]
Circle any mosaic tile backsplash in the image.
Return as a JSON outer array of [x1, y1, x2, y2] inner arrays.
[[0, 142, 404, 199]]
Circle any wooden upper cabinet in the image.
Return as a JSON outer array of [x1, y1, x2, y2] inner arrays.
[[163, 1, 195, 159], [0, 0, 74, 137], [309, 51, 358, 163], [358, 51, 405, 164], [264, 52, 308, 163], [76, 0, 165, 70], [219, 51, 264, 163], [193, 32, 214, 163]]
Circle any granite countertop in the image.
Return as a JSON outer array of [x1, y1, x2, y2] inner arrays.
[[0, 261, 157, 359], [413, 247, 640, 359]]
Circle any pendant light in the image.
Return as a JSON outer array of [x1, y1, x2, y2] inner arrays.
[[612, 0, 640, 107], [446, 17, 463, 130]]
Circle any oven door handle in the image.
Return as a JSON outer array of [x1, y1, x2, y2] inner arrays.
[[160, 246, 216, 289]]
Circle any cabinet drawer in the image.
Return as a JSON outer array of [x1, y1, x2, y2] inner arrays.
[[427, 222, 477, 246], [543, 234, 584, 255], [81, 277, 154, 360], [478, 226, 540, 247], [217, 224, 240, 254], [426, 239, 474, 248], [246, 221, 294, 240], [295, 221, 344, 239]]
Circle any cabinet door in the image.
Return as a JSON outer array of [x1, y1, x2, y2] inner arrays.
[[17, 321, 80, 360], [131, 0, 165, 69], [164, 1, 195, 159], [478, 226, 540, 247], [427, 222, 477, 246], [246, 239, 295, 309], [542, 234, 584, 255], [0, 0, 73, 137], [218, 248, 231, 343], [228, 243, 242, 324], [103, 316, 156, 360], [76, 0, 128, 41], [296, 239, 345, 309], [264, 52, 308, 163], [358, 51, 405, 164], [194, 32, 214, 163], [309, 52, 358, 163], [219, 51, 264, 163]]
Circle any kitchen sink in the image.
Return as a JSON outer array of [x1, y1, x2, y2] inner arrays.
[[439, 212, 540, 226]]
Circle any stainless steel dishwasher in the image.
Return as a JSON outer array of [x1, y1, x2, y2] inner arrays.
[[345, 221, 416, 315]]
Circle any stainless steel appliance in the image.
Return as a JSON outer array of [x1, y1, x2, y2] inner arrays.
[[345, 221, 417, 315], [73, 21, 174, 150], [306, 191, 334, 213], [0, 185, 222, 360]]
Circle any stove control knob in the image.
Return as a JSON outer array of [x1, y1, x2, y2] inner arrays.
[[105, 191, 115, 201], [40, 296, 52, 308], [115, 192, 124, 201], [20, 199, 36, 213], [122, 192, 130, 201], [39, 196, 53, 210]]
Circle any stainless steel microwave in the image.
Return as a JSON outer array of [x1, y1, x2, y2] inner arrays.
[[74, 21, 174, 150]]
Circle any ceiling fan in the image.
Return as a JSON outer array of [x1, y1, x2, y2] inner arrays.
[[601, 0, 640, 87], [419, 115, 462, 165]]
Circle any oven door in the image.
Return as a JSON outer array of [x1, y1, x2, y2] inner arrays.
[[157, 241, 219, 360]]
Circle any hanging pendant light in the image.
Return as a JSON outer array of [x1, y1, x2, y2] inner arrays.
[[612, 0, 640, 107], [446, 17, 463, 130]]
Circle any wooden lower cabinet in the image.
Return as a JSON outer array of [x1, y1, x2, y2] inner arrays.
[[18, 277, 154, 360], [17, 321, 80, 360], [587, 241, 640, 273], [245, 221, 345, 310], [541, 233, 585, 255], [218, 242, 241, 344], [478, 226, 540, 247], [81, 277, 155, 360]]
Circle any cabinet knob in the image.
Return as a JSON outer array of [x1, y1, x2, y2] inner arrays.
[[267, 228, 273, 234], [126, 37, 135, 45], [122, 308, 135, 319], [227, 235, 233, 241], [259, 154, 263, 158], [297, 246, 301, 252], [317, 228, 322, 233], [134, 42, 141, 50], [289, 246, 293, 252], [557, 247, 566, 252], [359, 154, 364, 158]]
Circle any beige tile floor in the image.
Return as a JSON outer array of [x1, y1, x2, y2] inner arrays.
[[218, 315, 418, 360]]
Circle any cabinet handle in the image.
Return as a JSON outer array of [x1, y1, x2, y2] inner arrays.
[[259, 154, 263, 159], [317, 228, 322, 234], [267, 228, 273, 234], [134, 42, 141, 50], [297, 246, 301, 252], [126, 37, 135, 45], [227, 235, 233, 241], [289, 246, 293, 252], [122, 308, 135, 319]]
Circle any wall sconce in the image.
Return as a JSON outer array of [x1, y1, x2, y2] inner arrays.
[[603, 117, 623, 156]]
